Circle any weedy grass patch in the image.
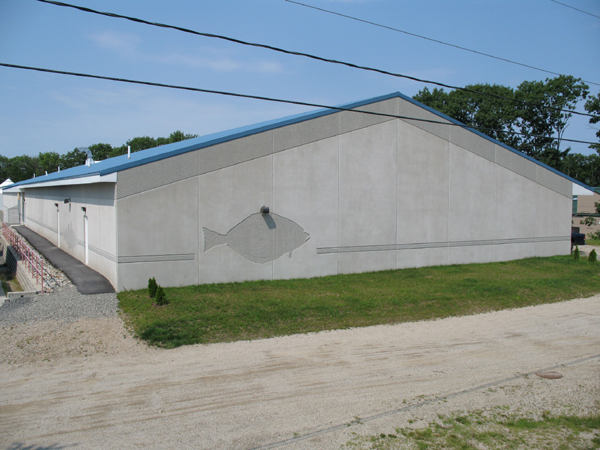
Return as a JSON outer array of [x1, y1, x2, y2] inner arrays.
[[118, 255, 600, 348], [342, 410, 600, 449]]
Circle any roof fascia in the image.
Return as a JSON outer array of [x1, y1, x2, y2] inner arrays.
[[4, 172, 117, 192]]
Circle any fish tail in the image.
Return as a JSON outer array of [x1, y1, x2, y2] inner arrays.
[[203, 228, 226, 252]]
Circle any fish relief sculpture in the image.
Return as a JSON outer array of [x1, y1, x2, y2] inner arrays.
[[203, 213, 310, 264]]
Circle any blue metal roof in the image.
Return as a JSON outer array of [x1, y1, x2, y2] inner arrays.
[[7, 92, 594, 192]]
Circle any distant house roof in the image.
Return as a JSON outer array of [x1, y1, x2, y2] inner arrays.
[[5, 92, 595, 195]]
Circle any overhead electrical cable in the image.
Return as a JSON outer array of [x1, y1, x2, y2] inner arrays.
[[35, 0, 599, 119], [1, 62, 597, 147], [284, 0, 600, 87], [550, 0, 600, 19]]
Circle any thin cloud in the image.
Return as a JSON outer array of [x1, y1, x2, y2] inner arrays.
[[153, 53, 285, 73], [86, 30, 284, 74], [87, 30, 142, 56]]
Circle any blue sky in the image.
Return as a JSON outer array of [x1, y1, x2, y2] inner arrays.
[[1, 0, 599, 159]]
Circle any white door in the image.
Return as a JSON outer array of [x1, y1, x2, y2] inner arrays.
[[84, 213, 89, 264]]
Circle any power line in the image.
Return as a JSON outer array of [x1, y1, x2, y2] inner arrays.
[[550, 0, 600, 19], [1, 62, 597, 147], [284, 0, 600, 87], [35, 0, 599, 120]]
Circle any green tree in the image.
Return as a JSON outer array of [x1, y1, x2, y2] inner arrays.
[[514, 75, 589, 164], [0, 155, 10, 182], [413, 76, 590, 171], [61, 148, 87, 169], [126, 136, 158, 153], [88, 143, 113, 161], [168, 130, 198, 143], [4, 155, 38, 182], [413, 84, 520, 148], [584, 91, 600, 153], [37, 152, 62, 175], [561, 153, 600, 186]]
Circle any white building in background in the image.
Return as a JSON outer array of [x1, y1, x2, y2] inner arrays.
[[0, 178, 14, 222]]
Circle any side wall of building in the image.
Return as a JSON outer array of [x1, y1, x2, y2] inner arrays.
[[115, 97, 572, 291], [20, 183, 118, 288]]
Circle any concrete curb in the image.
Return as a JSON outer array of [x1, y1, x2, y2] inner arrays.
[[7, 290, 40, 300]]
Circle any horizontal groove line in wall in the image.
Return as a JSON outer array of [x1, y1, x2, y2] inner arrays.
[[317, 236, 570, 254], [118, 253, 196, 264]]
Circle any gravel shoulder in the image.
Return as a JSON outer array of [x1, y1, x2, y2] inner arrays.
[[0, 289, 599, 449]]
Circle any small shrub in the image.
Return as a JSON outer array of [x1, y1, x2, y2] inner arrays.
[[589, 249, 597, 263], [573, 245, 580, 260], [148, 277, 158, 298], [155, 286, 168, 305]]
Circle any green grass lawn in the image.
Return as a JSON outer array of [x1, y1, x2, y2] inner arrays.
[[118, 255, 600, 348], [587, 238, 600, 246]]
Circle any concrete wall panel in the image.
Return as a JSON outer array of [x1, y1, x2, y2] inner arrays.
[[339, 120, 398, 247], [535, 241, 570, 257], [272, 138, 339, 280], [117, 131, 274, 199], [398, 98, 450, 141], [493, 243, 535, 262], [448, 144, 497, 242], [536, 166, 572, 198], [396, 121, 449, 245], [118, 177, 199, 259], [494, 165, 536, 240], [533, 183, 572, 239], [117, 150, 198, 199], [274, 114, 339, 153], [118, 260, 198, 291], [340, 98, 397, 134], [338, 250, 396, 274], [448, 245, 496, 265], [197, 130, 274, 177], [495, 145, 537, 182], [450, 127, 495, 162], [396, 247, 449, 269]]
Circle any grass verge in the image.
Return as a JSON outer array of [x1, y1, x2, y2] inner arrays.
[[343, 409, 600, 449], [117, 255, 600, 348]]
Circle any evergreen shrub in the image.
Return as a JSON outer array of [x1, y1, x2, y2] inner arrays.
[[155, 286, 168, 306], [148, 277, 158, 298]]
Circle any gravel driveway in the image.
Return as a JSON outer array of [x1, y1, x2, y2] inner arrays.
[[0, 290, 599, 449]]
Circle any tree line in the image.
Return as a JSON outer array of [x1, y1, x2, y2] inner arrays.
[[0, 130, 197, 183], [413, 75, 600, 187]]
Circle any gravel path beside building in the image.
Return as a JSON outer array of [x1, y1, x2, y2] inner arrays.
[[0, 285, 118, 324]]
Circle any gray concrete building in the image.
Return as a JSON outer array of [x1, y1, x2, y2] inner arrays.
[[2, 93, 594, 291]]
